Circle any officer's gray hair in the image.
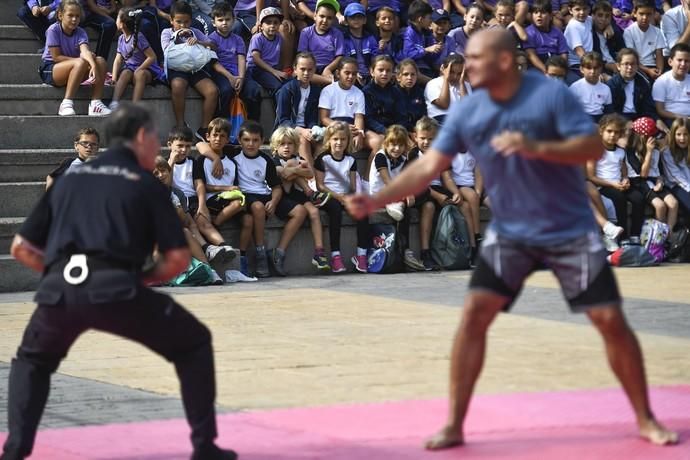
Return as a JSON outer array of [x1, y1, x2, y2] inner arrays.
[[104, 102, 155, 147]]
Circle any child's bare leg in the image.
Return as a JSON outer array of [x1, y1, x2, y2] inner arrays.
[[194, 78, 218, 127], [366, 131, 384, 155], [303, 202, 324, 248], [194, 213, 225, 245], [132, 68, 152, 102], [239, 213, 253, 251], [52, 58, 90, 98], [213, 201, 243, 226], [458, 202, 476, 246], [420, 201, 435, 251], [591, 202, 609, 228], [170, 77, 188, 127], [112, 69, 133, 102], [250, 201, 266, 246], [665, 195, 678, 229], [295, 178, 312, 194], [277, 204, 307, 250], [460, 187, 481, 234], [184, 228, 208, 262], [295, 127, 314, 165], [91, 56, 107, 100], [651, 197, 667, 222]]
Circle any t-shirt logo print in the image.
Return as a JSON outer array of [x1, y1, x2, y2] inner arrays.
[[254, 169, 262, 178]]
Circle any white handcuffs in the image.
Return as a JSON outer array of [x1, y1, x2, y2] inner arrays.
[[63, 254, 89, 285]]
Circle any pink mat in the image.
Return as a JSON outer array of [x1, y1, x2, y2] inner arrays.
[[2, 386, 689, 459]]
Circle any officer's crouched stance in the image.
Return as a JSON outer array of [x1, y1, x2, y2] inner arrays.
[[1, 104, 237, 460]]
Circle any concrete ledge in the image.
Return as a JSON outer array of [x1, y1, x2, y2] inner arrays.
[[0, 182, 44, 218], [0, 217, 23, 253], [0, 255, 41, 292]]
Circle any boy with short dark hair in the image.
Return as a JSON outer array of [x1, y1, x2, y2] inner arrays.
[[247, 7, 287, 93], [652, 43, 690, 124], [545, 55, 569, 81], [591, 0, 624, 76], [297, 0, 345, 86], [401, 0, 440, 83], [373, 6, 404, 62], [564, 0, 593, 69], [623, 0, 665, 80], [524, 0, 568, 73], [198, 120, 308, 277], [569, 52, 614, 121], [46, 127, 100, 189]]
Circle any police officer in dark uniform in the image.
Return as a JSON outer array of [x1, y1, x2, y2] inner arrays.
[[2, 104, 237, 460]]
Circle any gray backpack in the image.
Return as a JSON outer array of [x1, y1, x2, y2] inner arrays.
[[431, 205, 472, 270]]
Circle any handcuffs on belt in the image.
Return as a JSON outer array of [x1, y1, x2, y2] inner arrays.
[[62, 254, 89, 285]]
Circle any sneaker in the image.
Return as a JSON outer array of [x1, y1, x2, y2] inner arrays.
[[255, 250, 270, 278], [195, 128, 208, 142], [210, 269, 224, 285], [385, 202, 405, 221], [603, 221, 624, 240], [88, 100, 112, 116], [270, 248, 287, 277], [80, 75, 96, 86], [351, 254, 368, 273], [310, 191, 331, 208], [603, 235, 620, 253], [206, 244, 236, 274], [312, 253, 330, 270], [421, 250, 435, 271], [240, 255, 249, 276], [330, 254, 346, 273], [58, 100, 75, 116], [109, 100, 120, 112], [104, 71, 114, 86], [403, 249, 426, 271]]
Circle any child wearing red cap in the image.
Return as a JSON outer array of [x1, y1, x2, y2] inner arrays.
[[625, 117, 680, 231]]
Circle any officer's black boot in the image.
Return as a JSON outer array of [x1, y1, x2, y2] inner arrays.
[[2, 358, 53, 460], [190, 444, 238, 460]]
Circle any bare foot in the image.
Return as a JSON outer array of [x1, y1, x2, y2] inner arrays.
[[639, 419, 679, 445], [424, 425, 464, 450]]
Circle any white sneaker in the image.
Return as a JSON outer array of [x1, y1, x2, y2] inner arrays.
[[58, 100, 75, 116], [603, 221, 624, 240], [210, 270, 224, 285], [385, 202, 405, 221], [603, 235, 620, 253], [109, 100, 120, 111], [88, 100, 111, 116]]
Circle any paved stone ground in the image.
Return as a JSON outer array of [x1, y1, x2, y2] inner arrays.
[[0, 266, 688, 432]]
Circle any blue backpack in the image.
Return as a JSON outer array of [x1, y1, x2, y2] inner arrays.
[[367, 224, 403, 273]]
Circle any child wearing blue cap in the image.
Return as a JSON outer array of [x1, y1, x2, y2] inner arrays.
[[343, 2, 378, 87]]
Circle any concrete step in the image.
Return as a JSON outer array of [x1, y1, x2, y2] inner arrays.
[[0, 217, 23, 253], [0, 182, 44, 218], [0, 25, 44, 53], [0, 149, 76, 182], [0, 255, 41, 293], [0, 3, 23, 26]]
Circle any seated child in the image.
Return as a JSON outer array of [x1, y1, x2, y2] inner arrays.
[[623, 0, 665, 81], [319, 58, 366, 151], [167, 125, 238, 261], [591, 0, 625, 76], [17, 0, 58, 47], [365, 0, 402, 34], [652, 43, 690, 127], [491, 0, 528, 46], [448, 3, 484, 56], [407, 116, 452, 270], [606, 48, 658, 121], [430, 9, 455, 73], [363, 55, 398, 159], [545, 55, 569, 81], [564, 0, 593, 74], [368, 124, 426, 270], [314, 122, 371, 273], [524, 0, 568, 73], [661, 117, 690, 216], [625, 117, 679, 230], [247, 7, 288, 93], [274, 52, 323, 166], [569, 52, 613, 122], [424, 54, 471, 124], [200, 121, 308, 277], [297, 0, 345, 86], [393, 59, 428, 133], [194, 118, 254, 275], [400, 0, 440, 84], [161, 1, 218, 140], [46, 127, 100, 189], [40, 0, 111, 117], [271, 127, 331, 271], [586, 114, 646, 239], [110, 8, 167, 110], [153, 156, 226, 284], [342, 3, 378, 87], [373, 6, 404, 62]]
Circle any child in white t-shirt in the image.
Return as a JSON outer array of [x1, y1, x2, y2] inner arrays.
[[424, 54, 471, 124], [569, 52, 613, 121], [623, 0, 665, 80], [564, 0, 593, 69]]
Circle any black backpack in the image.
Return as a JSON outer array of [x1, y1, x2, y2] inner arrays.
[[667, 226, 690, 263], [431, 205, 472, 270], [367, 223, 404, 274]]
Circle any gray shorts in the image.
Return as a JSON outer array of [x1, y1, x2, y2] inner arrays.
[[469, 229, 621, 312]]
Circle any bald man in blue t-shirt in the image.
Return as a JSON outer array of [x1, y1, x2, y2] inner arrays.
[[346, 29, 679, 451]]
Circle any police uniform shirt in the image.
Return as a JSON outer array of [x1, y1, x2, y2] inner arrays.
[[171, 157, 197, 197], [313, 152, 357, 195], [368, 150, 406, 196], [19, 145, 187, 268], [231, 150, 281, 195], [195, 154, 239, 200]]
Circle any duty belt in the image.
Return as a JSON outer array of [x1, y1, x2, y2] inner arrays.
[[48, 255, 140, 286]]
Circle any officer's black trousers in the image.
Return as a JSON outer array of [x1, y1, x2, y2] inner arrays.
[[2, 286, 218, 458]]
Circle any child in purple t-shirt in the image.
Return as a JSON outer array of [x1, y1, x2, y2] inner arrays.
[[247, 7, 287, 92], [524, 0, 568, 73], [208, 2, 262, 121], [81, 0, 117, 59], [110, 8, 166, 109], [401, 1, 440, 84], [161, 1, 218, 140], [297, 0, 345, 86], [448, 3, 484, 56], [342, 3, 378, 86], [39, 0, 112, 117]]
